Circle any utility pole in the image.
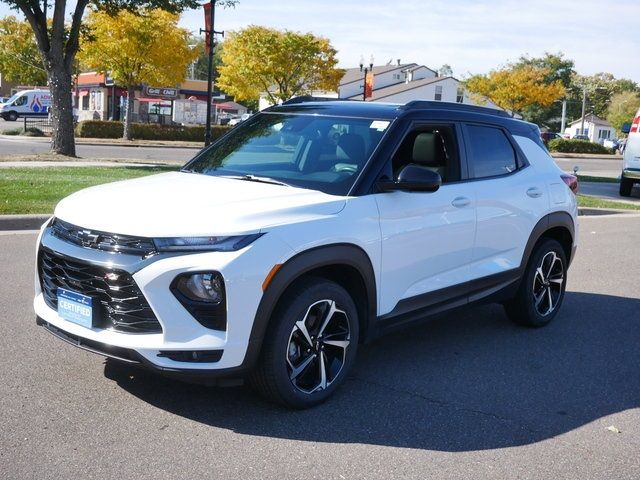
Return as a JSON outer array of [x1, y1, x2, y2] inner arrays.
[[580, 87, 587, 136], [560, 99, 567, 134], [201, 1, 224, 146]]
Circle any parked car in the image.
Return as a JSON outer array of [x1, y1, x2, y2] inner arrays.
[[619, 108, 640, 196], [0, 89, 51, 121], [572, 134, 590, 141], [228, 113, 252, 126], [540, 132, 561, 144], [34, 99, 578, 408], [602, 138, 619, 150]]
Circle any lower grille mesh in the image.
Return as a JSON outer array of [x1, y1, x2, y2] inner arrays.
[[39, 247, 162, 334]]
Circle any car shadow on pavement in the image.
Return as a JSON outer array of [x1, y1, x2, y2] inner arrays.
[[103, 291, 640, 452]]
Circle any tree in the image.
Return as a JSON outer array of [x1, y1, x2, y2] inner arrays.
[[187, 35, 222, 81], [607, 91, 640, 133], [512, 52, 575, 128], [464, 65, 565, 117], [571, 72, 639, 119], [216, 25, 344, 105], [79, 9, 197, 139], [0, 16, 47, 85], [438, 64, 453, 77], [1, 0, 201, 156]]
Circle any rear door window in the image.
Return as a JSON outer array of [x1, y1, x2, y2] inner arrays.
[[465, 125, 517, 179]]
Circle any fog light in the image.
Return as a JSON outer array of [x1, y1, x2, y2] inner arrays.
[[175, 272, 223, 303]]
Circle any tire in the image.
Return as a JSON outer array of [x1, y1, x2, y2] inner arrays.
[[619, 176, 633, 197], [504, 238, 568, 328], [249, 277, 359, 409], [6, 111, 17, 122]]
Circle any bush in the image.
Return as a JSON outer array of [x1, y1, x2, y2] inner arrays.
[[75, 120, 231, 142], [2, 126, 45, 137], [75, 120, 123, 138], [547, 138, 614, 154]]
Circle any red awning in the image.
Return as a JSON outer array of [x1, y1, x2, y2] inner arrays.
[[138, 97, 173, 103]]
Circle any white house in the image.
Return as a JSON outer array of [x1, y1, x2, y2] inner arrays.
[[340, 61, 503, 110], [258, 60, 503, 112], [565, 114, 616, 142]]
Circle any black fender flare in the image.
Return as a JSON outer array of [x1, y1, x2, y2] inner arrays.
[[241, 243, 377, 370], [521, 211, 575, 270]]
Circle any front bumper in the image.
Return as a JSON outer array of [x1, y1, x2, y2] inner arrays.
[[622, 168, 640, 180], [33, 221, 294, 378]]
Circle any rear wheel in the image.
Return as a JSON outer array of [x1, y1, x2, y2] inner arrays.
[[250, 277, 359, 408], [504, 238, 567, 327], [619, 176, 633, 197]]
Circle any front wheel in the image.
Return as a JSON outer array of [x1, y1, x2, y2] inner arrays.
[[6, 111, 18, 121], [619, 176, 633, 197], [250, 277, 359, 408], [504, 238, 568, 327]]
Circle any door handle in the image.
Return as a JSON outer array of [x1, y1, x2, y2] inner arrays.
[[451, 196, 471, 208], [526, 187, 543, 198]]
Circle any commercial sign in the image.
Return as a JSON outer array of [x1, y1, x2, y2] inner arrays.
[[144, 86, 178, 99]]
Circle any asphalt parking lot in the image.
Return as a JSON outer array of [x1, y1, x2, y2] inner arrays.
[[2, 215, 640, 479]]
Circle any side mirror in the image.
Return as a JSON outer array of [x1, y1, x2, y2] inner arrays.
[[377, 164, 442, 193]]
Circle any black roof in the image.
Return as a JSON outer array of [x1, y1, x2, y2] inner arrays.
[[266, 98, 538, 136]]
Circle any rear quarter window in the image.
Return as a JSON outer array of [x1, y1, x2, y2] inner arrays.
[[466, 125, 517, 178]]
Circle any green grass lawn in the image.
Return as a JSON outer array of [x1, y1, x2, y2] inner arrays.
[[1, 166, 638, 215], [577, 175, 618, 184], [0, 166, 179, 214], [577, 194, 640, 211]]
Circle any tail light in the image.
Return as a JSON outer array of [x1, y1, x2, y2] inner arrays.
[[561, 174, 578, 194], [631, 115, 640, 133]]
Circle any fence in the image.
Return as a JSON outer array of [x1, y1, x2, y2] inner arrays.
[[22, 116, 54, 135]]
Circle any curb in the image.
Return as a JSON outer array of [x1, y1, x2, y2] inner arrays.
[[0, 214, 50, 231], [578, 207, 637, 216], [76, 141, 202, 150], [550, 152, 622, 160]]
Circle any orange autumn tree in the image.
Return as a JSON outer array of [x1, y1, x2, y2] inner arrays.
[[80, 9, 197, 139], [216, 25, 343, 105], [464, 65, 565, 117]]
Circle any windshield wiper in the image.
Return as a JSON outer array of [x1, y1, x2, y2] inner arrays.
[[221, 174, 291, 187]]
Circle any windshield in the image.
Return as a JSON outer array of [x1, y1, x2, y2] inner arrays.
[[184, 112, 391, 196], [3, 92, 24, 105]]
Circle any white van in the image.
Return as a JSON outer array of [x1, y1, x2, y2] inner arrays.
[[0, 89, 52, 121], [620, 108, 640, 196]]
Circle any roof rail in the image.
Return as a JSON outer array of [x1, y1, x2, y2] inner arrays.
[[281, 96, 353, 105], [401, 100, 512, 118]]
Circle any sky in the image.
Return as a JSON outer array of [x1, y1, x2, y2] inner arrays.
[[2, 0, 639, 81]]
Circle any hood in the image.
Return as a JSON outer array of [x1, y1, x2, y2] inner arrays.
[[54, 172, 346, 237]]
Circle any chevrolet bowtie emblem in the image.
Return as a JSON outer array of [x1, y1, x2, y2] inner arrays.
[[79, 230, 99, 246]]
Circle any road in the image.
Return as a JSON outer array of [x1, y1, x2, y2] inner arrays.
[[554, 156, 621, 178], [0, 134, 197, 164], [2, 214, 640, 479]]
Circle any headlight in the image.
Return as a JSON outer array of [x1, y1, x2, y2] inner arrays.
[[153, 233, 262, 252], [174, 272, 223, 303]]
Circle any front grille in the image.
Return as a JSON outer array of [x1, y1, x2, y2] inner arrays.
[[39, 247, 162, 334], [51, 218, 157, 257]]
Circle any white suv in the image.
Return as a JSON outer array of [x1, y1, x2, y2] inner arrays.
[[34, 100, 578, 408], [620, 107, 640, 197]]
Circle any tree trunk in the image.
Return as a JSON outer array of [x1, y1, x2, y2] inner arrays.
[[48, 64, 76, 156], [123, 86, 135, 140]]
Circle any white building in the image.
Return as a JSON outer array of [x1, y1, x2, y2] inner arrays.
[[339, 61, 502, 110], [565, 114, 616, 142], [258, 60, 503, 112]]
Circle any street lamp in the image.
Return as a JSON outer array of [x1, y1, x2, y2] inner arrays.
[[360, 54, 374, 101], [200, 1, 224, 146]]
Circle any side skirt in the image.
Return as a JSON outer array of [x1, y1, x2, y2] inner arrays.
[[370, 269, 522, 340]]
